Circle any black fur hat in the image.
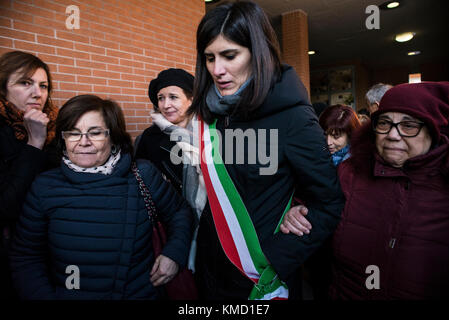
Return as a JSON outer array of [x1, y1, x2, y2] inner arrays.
[[148, 68, 194, 109]]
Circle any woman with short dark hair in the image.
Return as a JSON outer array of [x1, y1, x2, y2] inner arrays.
[[10, 94, 194, 300], [190, 1, 344, 300], [319, 104, 361, 166]]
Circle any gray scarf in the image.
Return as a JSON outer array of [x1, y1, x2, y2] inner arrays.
[[205, 77, 253, 115], [150, 112, 207, 272]]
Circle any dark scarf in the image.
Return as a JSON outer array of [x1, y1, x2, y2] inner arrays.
[[0, 97, 58, 145], [205, 78, 253, 115]]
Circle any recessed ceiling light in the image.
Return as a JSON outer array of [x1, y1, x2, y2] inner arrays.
[[407, 51, 421, 56], [395, 32, 415, 42], [308, 50, 316, 55], [379, 1, 401, 10], [387, 2, 400, 9]]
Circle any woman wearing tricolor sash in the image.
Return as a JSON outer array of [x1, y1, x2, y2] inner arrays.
[[189, 1, 345, 300]]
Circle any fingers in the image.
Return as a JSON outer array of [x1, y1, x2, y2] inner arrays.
[[24, 109, 49, 149], [280, 205, 312, 236], [150, 255, 160, 276], [298, 205, 308, 216], [24, 108, 50, 125], [279, 223, 290, 234], [281, 220, 307, 237], [150, 255, 179, 287]]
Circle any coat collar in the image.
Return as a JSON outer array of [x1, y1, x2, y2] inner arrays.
[[61, 152, 132, 184]]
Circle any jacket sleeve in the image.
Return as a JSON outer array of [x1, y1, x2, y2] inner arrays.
[[262, 105, 345, 282], [137, 159, 194, 268], [0, 144, 47, 221], [134, 131, 148, 160], [9, 178, 56, 299]]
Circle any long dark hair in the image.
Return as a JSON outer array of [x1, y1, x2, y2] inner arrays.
[[56, 94, 133, 155], [0, 50, 53, 109], [190, 1, 282, 123]]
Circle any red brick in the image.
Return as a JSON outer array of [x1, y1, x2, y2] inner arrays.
[[1, 0, 205, 132], [76, 59, 107, 70], [53, 73, 76, 82], [0, 37, 13, 48], [34, 16, 64, 30], [135, 96, 151, 103], [135, 109, 151, 117], [58, 65, 92, 76], [38, 35, 74, 49], [125, 88, 146, 96], [57, 31, 90, 44], [106, 94, 134, 102], [108, 79, 133, 88], [15, 40, 55, 55], [121, 74, 144, 82], [0, 27, 35, 42], [52, 90, 75, 100], [38, 53, 74, 66], [75, 43, 105, 55], [59, 82, 92, 92], [91, 54, 119, 65], [0, 17, 12, 28], [119, 44, 143, 55], [57, 48, 89, 60], [90, 38, 119, 50], [33, 0, 66, 13], [127, 116, 151, 124], [92, 70, 121, 79], [13, 21, 55, 37], [133, 81, 149, 89], [106, 48, 132, 60], [93, 85, 121, 94], [77, 76, 107, 86], [1, 9, 34, 24], [107, 64, 133, 74]]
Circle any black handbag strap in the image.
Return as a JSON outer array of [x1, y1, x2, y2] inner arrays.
[[132, 162, 158, 224]]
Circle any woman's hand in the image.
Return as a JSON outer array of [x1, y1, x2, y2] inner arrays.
[[150, 254, 179, 286], [24, 106, 49, 150], [279, 205, 312, 236]]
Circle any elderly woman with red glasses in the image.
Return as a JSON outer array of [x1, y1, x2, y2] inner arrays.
[[281, 82, 449, 299]]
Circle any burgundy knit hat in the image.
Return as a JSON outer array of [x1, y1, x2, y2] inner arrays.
[[372, 81, 449, 142]]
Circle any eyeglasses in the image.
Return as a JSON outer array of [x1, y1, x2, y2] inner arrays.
[[62, 129, 110, 142], [373, 119, 425, 137]]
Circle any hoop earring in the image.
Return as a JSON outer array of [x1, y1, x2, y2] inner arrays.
[[111, 145, 118, 155]]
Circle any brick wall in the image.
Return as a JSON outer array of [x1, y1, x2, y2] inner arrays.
[[281, 9, 310, 96], [0, 0, 205, 137]]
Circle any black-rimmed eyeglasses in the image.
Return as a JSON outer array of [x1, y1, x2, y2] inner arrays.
[[373, 119, 425, 137], [62, 129, 110, 142]]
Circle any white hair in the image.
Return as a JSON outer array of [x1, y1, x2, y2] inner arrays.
[[365, 83, 393, 105]]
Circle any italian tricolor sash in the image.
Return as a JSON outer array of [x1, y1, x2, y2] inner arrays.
[[199, 118, 290, 300]]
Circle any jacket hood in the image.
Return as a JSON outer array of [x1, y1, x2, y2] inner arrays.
[[248, 64, 311, 120]]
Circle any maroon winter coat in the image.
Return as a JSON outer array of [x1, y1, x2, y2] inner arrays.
[[329, 126, 449, 300]]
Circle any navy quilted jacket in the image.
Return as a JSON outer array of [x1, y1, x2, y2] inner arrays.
[[9, 153, 193, 300]]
